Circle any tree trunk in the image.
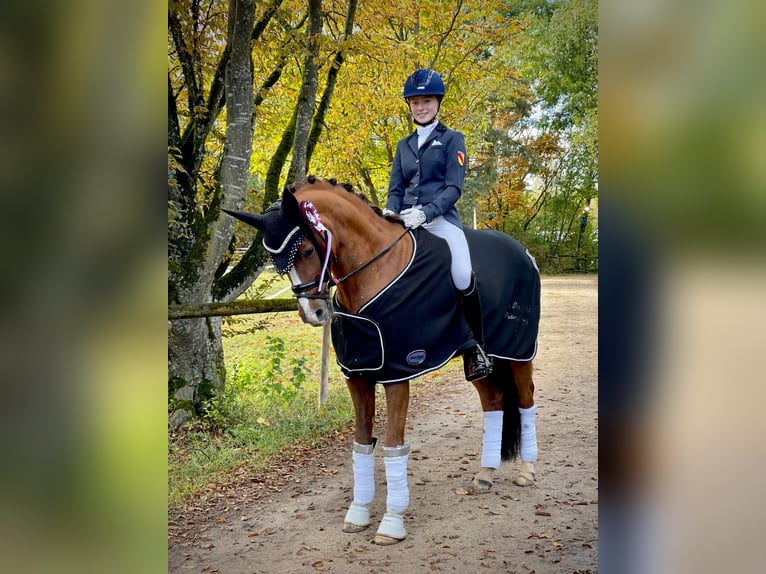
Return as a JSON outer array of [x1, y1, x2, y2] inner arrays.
[[305, 0, 358, 170], [168, 316, 225, 427], [287, 0, 322, 182], [168, 0, 257, 425]]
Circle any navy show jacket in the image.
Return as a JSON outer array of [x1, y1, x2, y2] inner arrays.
[[385, 122, 467, 228]]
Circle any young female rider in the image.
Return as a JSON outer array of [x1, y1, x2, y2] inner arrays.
[[383, 68, 491, 381]]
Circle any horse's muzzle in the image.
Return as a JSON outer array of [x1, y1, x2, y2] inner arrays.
[[295, 293, 332, 326]]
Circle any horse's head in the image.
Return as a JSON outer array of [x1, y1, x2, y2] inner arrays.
[[225, 175, 408, 326], [222, 177, 345, 326]]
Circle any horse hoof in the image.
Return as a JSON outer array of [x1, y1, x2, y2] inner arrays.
[[374, 534, 404, 546], [373, 512, 406, 545], [513, 462, 536, 486], [343, 502, 370, 532], [471, 478, 493, 494], [343, 522, 370, 533]]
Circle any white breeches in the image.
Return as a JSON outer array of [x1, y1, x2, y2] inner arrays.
[[421, 213, 473, 290]]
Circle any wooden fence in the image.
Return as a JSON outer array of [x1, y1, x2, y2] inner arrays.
[[168, 298, 331, 404], [167, 298, 296, 320]]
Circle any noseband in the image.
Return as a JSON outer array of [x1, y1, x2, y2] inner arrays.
[[291, 274, 334, 300]]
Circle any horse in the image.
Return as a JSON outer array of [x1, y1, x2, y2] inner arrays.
[[223, 175, 541, 545]]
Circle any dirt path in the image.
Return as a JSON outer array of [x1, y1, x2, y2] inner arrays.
[[169, 275, 598, 573]]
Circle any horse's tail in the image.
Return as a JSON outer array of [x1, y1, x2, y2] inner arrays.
[[495, 360, 521, 461]]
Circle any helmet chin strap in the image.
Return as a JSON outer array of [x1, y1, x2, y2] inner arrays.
[[413, 115, 438, 127]]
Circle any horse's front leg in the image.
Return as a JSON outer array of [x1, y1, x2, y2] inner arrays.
[[471, 377, 505, 493], [374, 381, 411, 545], [511, 360, 537, 486], [343, 376, 377, 533]]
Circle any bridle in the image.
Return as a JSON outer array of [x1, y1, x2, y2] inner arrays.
[[291, 227, 409, 301], [290, 200, 408, 303]]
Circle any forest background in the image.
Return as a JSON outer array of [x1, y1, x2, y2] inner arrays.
[[4, 0, 765, 573], [168, 0, 598, 420]]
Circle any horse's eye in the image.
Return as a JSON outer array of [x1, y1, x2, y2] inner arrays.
[[298, 247, 314, 260]]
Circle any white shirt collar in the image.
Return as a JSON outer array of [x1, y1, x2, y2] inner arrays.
[[416, 120, 438, 148]]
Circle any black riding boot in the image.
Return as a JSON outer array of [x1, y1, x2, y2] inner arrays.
[[460, 274, 492, 381]]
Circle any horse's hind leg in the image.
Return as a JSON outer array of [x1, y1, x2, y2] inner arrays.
[[343, 377, 377, 533], [470, 376, 505, 493], [374, 381, 410, 545], [511, 360, 538, 486]]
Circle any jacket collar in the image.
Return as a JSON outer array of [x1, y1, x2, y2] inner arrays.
[[407, 122, 447, 155]]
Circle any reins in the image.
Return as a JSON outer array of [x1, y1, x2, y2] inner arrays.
[[336, 228, 409, 285]]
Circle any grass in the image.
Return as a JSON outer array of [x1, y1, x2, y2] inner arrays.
[[167, 386, 353, 505], [168, 271, 460, 507], [168, 271, 355, 506]]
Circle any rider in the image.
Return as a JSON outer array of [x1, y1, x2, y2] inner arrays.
[[383, 68, 491, 381]]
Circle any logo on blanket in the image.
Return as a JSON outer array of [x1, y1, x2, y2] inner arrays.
[[406, 349, 427, 365]]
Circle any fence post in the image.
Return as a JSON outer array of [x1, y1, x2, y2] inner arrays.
[[319, 321, 330, 405]]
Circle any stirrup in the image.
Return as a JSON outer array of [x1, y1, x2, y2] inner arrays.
[[464, 345, 492, 381]]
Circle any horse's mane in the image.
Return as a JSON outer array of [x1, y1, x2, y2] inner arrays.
[[287, 175, 385, 218]]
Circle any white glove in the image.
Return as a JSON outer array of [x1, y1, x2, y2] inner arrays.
[[400, 208, 427, 229], [382, 208, 396, 218]]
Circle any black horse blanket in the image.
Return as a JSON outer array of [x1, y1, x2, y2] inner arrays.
[[330, 227, 541, 383]]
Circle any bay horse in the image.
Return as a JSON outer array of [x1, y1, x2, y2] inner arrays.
[[223, 176, 541, 545]]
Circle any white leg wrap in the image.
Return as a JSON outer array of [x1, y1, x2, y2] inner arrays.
[[480, 410, 503, 469], [383, 446, 410, 515], [519, 405, 538, 462], [352, 442, 376, 505]]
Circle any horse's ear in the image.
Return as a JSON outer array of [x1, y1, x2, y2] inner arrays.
[[222, 209, 264, 230], [281, 185, 302, 222]]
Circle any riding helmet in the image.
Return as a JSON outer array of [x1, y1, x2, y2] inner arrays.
[[403, 68, 445, 100]]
